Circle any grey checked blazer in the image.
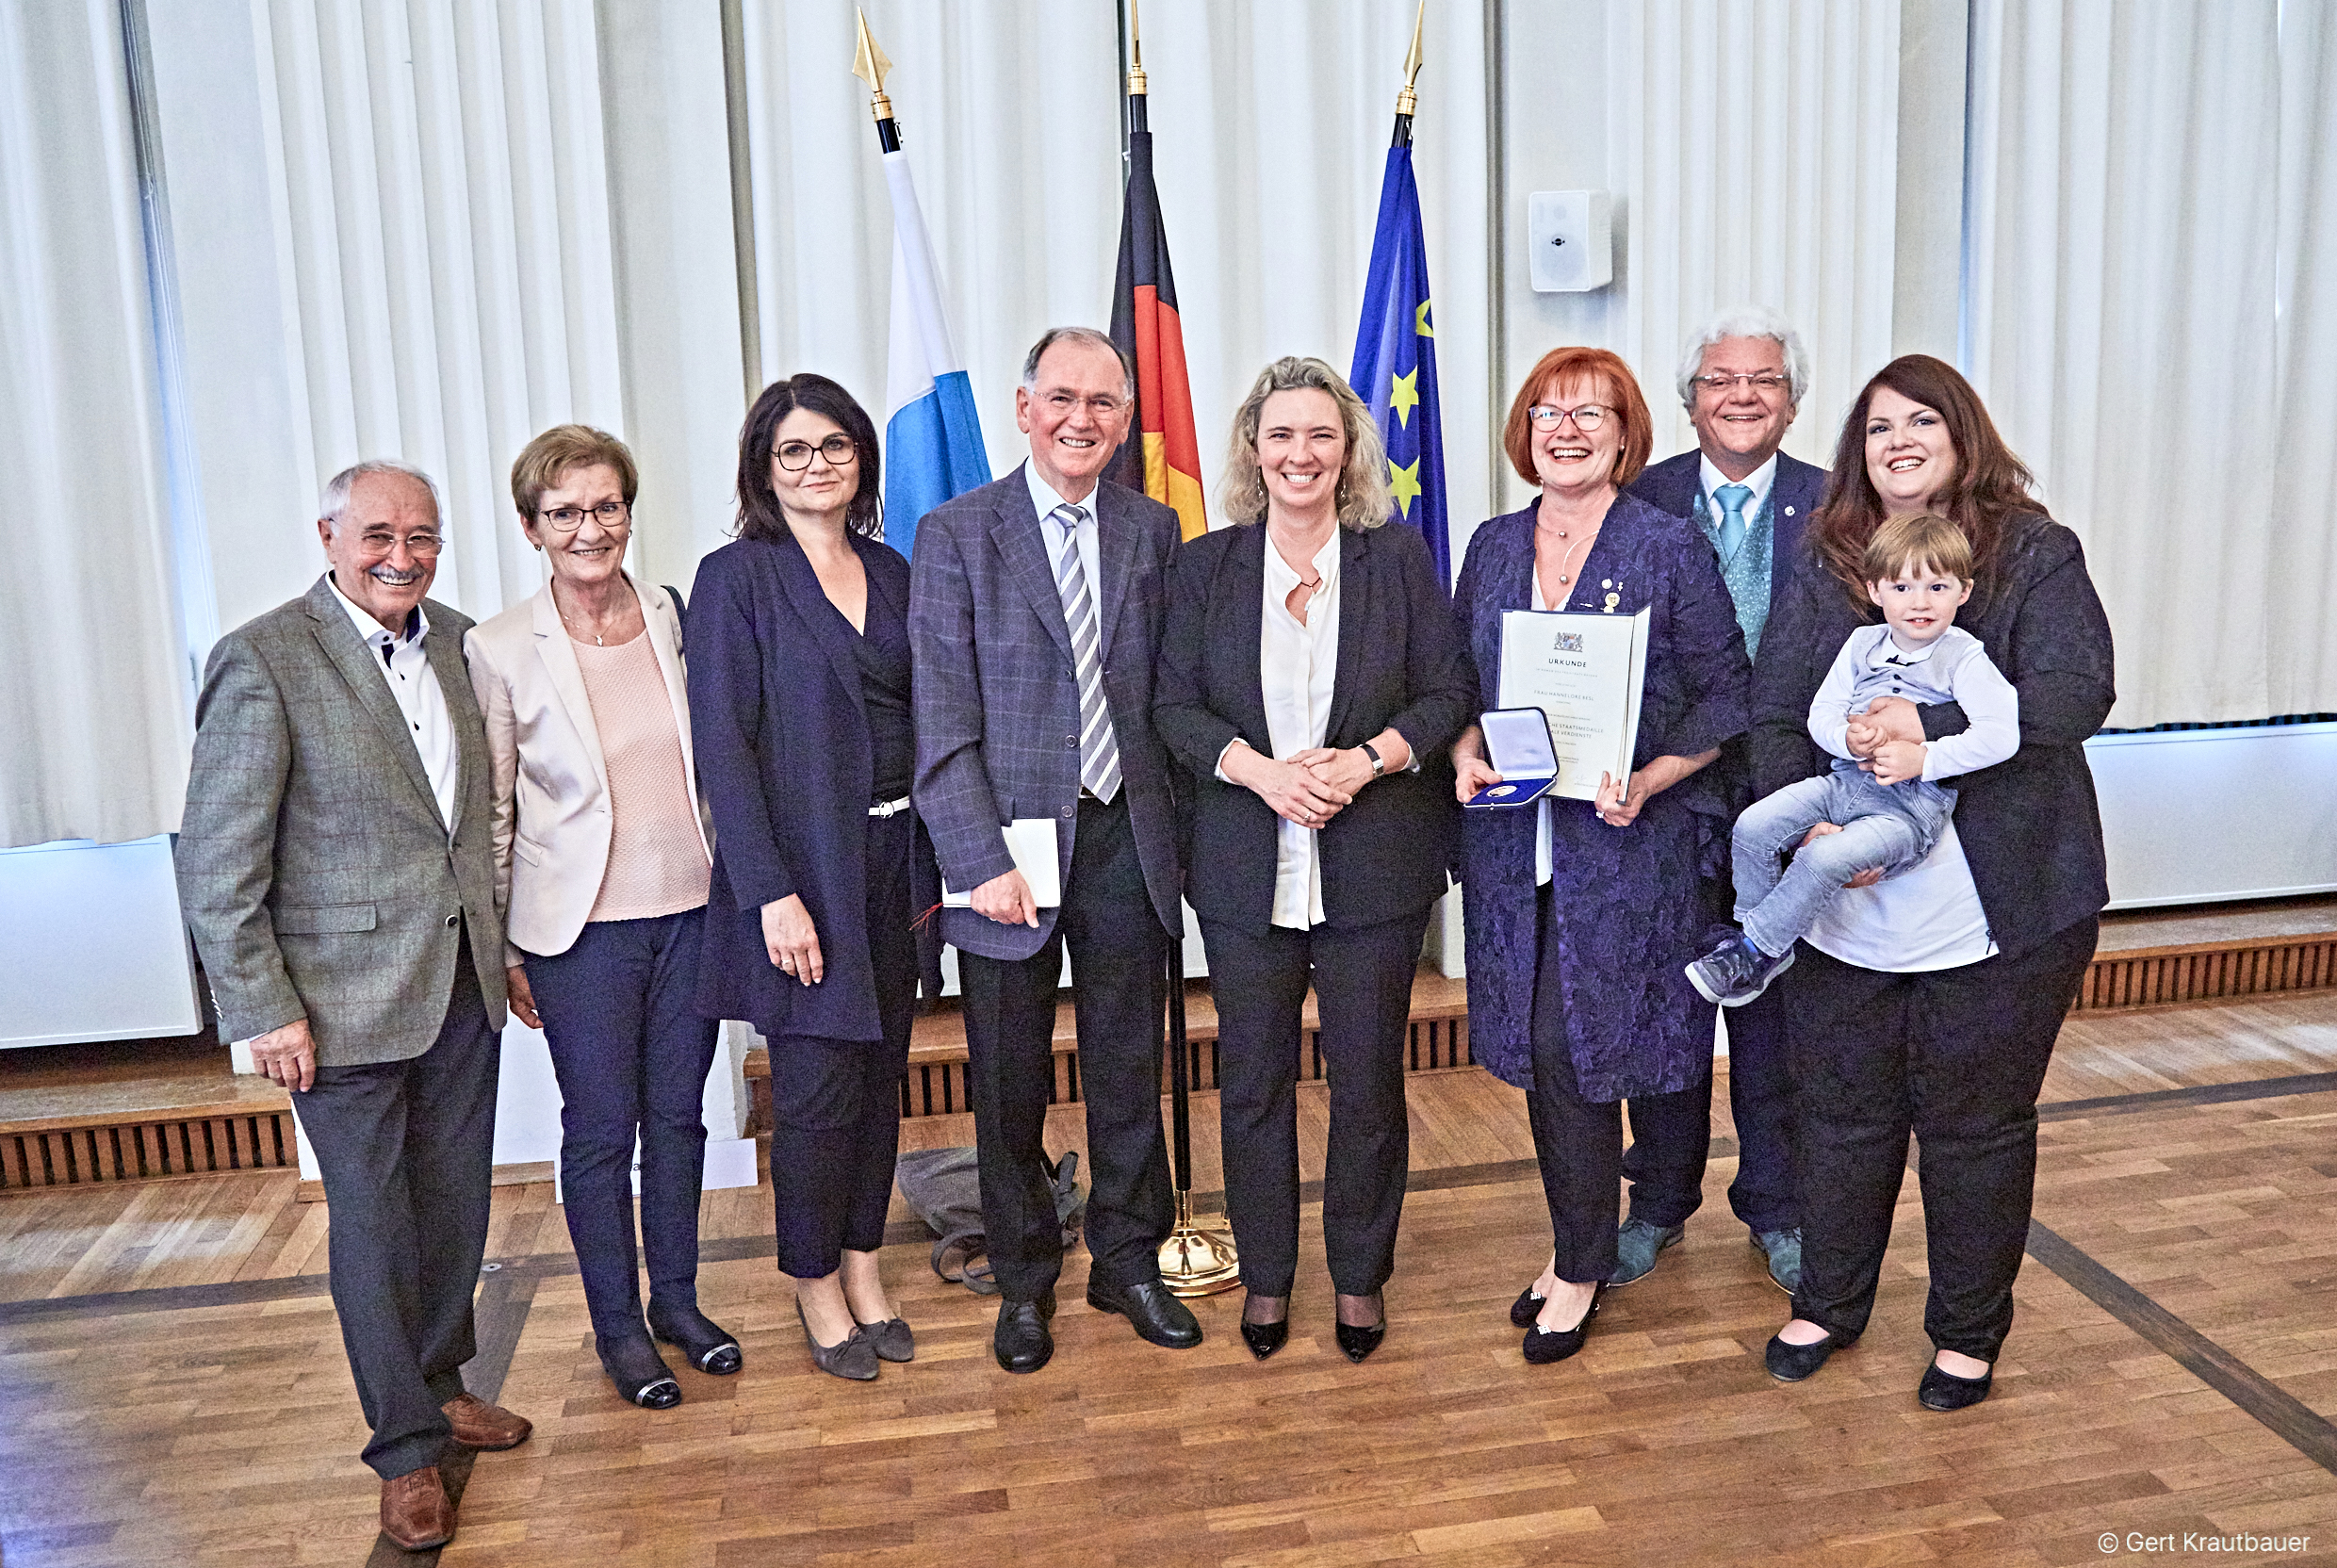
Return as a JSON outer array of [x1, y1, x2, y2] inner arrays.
[[909, 466, 1185, 961], [175, 575, 509, 1066]]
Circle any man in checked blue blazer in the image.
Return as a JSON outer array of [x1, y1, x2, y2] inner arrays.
[[910, 327, 1200, 1372], [1622, 306, 1828, 1298]]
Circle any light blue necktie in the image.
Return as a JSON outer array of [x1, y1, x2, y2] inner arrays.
[[1713, 482, 1753, 562], [1051, 506, 1121, 803]]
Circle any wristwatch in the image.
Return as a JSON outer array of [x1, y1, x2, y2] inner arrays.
[[1360, 741, 1386, 778]]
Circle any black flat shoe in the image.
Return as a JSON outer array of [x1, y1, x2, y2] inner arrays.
[[1509, 1285, 1544, 1328], [596, 1333, 681, 1410], [1522, 1282, 1603, 1364], [648, 1300, 743, 1376], [1087, 1277, 1202, 1349], [1764, 1328, 1853, 1383], [993, 1293, 1056, 1375], [1333, 1292, 1386, 1364], [1918, 1360, 1993, 1410], [1239, 1293, 1289, 1361]]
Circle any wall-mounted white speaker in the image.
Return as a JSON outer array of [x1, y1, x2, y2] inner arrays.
[[1528, 190, 1613, 293]]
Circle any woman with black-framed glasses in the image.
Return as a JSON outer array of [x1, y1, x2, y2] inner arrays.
[[689, 373, 938, 1382], [466, 424, 740, 1412]]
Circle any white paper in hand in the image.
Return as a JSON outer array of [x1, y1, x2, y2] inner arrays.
[[942, 818, 1062, 907]]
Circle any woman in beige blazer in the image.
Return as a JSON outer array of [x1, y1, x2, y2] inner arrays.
[[466, 425, 738, 1411]]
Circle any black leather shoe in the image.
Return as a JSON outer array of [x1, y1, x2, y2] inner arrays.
[[1522, 1282, 1603, 1364], [1918, 1360, 1993, 1410], [1238, 1294, 1289, 1361], [1333, 1292, 1387, 1364], [1509, 1285, 1545, 1328], [1764, 1328, 1852, 1383], [648, 1300, 743, 1376], [993, 1293, 1056, 1374], [597, 1332, 682, 1410], [1087, 1277, 1202, 1349]]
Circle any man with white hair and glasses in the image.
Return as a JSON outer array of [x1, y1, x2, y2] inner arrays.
[[175, 460, 529, 1552], [1620, 307, 1827, 1295]]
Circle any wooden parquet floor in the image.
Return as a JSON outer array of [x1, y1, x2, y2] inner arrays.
[[6, 996, 2337, 1565]]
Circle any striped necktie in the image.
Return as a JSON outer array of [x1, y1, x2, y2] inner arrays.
[[1051, 505, 1121, 803]]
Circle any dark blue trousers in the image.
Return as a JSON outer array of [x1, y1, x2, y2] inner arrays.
[[523, 906, 718, 1341]]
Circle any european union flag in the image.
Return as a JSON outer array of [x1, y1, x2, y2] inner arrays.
[[1349, 142, 1448, 583]]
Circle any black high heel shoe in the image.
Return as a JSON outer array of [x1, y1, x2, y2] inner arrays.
[[1509, 1285, 1545, 1328], [1239, 1294, 1289, 1362], [1522, 1282, 1603, 1364], [648, 1299, 743, 1376], [1333, 1292, 1386, 1364], [597, 1332, 681, 1410]]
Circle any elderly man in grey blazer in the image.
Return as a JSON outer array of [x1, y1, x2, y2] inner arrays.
[[910, 326, 1198, 1374], [175, 460, 531, 1553]]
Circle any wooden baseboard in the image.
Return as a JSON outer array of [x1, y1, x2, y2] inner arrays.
[[1, 1109, 298, 1193], [2077, 934, 2337, 1012]]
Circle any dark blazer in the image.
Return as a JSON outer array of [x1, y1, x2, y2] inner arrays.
[[688, 531, 940, 1041], [909, 466, 1185, 960], [175, 577, 508, 1065], [1628, 448, 1826, 616], [1750, 513, 2116, 959], [1153, 521, 1474, 932]]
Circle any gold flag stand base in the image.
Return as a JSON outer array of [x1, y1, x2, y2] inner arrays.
[[1156, 1190, 1241, 1298]]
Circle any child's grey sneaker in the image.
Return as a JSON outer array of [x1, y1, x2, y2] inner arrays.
[[1685, 939, 1796, 1007]]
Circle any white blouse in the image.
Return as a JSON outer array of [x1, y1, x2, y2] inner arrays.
[[1256, 530, 1343, 929]]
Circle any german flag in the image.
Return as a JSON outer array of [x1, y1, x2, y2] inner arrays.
[[1106, 92, 1206, 541]]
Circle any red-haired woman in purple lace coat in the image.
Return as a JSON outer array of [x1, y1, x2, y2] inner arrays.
[[1449, 347, 1750, 1366]]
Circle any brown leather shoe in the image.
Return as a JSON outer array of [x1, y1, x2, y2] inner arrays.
[[379, 1464, 455, 1551], [441, 1391, 532, 1450]]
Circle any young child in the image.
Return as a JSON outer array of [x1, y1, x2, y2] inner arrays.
[[1687, 513, 2020, 1006]]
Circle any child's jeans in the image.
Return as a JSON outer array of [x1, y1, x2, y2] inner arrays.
[[1732, 768, 1956, 957]]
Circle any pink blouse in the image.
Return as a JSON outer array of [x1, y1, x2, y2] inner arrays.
[[572, 631, 711, 923]]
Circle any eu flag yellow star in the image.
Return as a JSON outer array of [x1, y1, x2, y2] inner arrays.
[[1389, 368, 1420, 429], [1388, 455, 1423, 518], [1415, 299, 1434, 337]]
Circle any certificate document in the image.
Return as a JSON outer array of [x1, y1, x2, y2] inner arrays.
[[1495, 608, 1651, 802]]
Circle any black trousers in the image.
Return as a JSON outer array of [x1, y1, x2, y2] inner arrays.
[[1201, 906, 1431, 1298], [1526, 887, 1710, 1282], [768, 810, 916, 1279], [958, 792, 1171, 1299], [1787, 916, 2098, 1360], [522, 906, 717, 1342], [294, 933, 499, 1479]]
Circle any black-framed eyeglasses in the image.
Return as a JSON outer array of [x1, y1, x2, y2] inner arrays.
[[1691, 372, 1790, 396], [536, 500, 630, 532], [1527, 403, 1612, 433], [775, 434, 858, 471]]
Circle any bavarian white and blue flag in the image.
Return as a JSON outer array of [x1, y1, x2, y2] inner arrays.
[[1348, 141, 1449, 583], [878, 149, 989, 560]]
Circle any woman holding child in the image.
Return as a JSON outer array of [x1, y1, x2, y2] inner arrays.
[[1450, 348, 1750, 1365], [1750, 354, 2115, 1409]]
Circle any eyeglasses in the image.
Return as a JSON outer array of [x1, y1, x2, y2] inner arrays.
[[1691, 372, 1790, 397], [775, 434, 858, 471], [536, 500, 630, 532], [1527, 404, 1612, 433], [355, 530, 446, 557]]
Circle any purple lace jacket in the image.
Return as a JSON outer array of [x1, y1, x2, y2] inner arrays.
[[1453, 495, 1749, 1099]]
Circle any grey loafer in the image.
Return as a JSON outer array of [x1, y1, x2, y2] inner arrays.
[[1607, 1217, 1685, 1286]]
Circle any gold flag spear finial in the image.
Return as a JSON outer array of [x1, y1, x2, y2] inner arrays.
[[1395, 0, 1425, 117], [851, 8, 893, 122], [1126, 0, 1147, 96]]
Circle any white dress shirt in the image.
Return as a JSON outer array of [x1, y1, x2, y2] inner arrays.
[[1698, 450, 1778, 522], [328, 574, 459, 832], [1255, 530, 1343, 928], [1025, 463, 1102, 614]]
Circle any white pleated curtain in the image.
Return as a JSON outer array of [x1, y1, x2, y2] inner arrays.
[[221, 0, 626, 627], [1965, 0, 2337, 728], [1611, 0, 1904, 475], [0, 1, 191, 846], [738, 0, 1495, 538]]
